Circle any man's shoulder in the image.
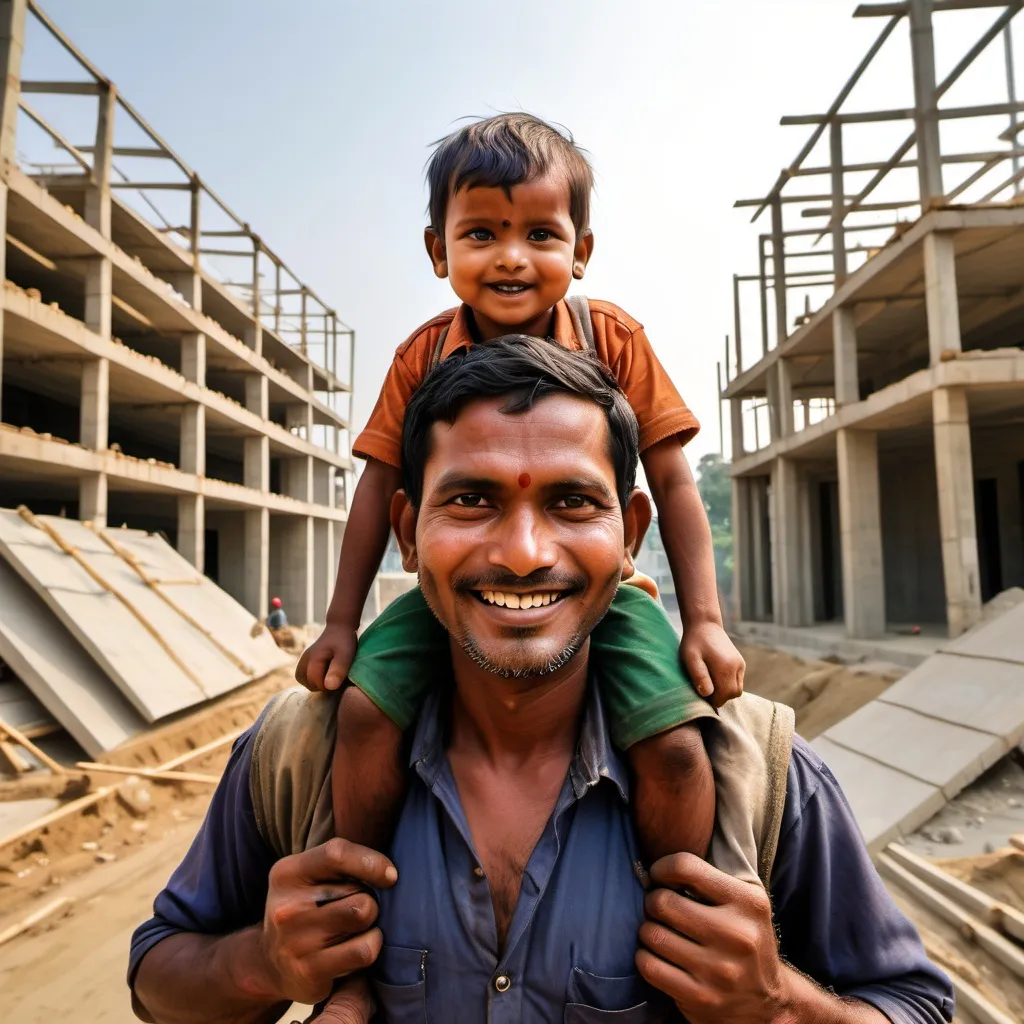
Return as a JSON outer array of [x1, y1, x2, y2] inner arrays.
[[396, 307, 461, 357]]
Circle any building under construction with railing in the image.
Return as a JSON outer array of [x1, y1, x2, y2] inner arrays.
[[723, 0, 1024, 646], [0, 0, 354, 626]]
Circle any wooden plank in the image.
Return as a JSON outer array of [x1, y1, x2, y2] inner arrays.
[[878, 853, 1024, 981], [0, 897, 75, 948], [886, 843, 1024, 943], [76, 762, 219, 785]]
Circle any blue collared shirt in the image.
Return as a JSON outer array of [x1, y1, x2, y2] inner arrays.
[[130, 687, 954, 1023]]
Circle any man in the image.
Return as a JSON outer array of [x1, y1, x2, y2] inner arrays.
[[267, 597, 289, 631], [129, 337, 953, 1023]]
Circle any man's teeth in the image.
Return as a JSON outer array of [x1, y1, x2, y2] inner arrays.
[[480, 591, 561, 609]]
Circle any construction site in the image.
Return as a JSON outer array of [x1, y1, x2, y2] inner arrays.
[[1, 2, 1023, 1023]]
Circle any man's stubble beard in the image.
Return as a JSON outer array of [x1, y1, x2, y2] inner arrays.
[[417, 566, 619, 680]]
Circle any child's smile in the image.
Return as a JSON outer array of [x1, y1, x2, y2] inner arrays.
[[428, 171, 593, 341]]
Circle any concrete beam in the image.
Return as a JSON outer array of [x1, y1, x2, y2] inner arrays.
[[932, 387, 981, 636], [837, 428, 886, 638]]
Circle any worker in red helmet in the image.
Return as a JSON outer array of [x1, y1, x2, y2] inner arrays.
[[266, 596, 288, 631]]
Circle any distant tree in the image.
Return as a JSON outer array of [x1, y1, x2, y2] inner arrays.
[[695, 453, 732, 596]]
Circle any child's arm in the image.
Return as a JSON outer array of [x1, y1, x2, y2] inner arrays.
[[295, 458, 403, 690], [641, 437, 745, 706]]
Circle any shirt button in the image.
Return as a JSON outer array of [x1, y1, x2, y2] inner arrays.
[[474, 866, 485, 878], [494, 975, 511, 993]]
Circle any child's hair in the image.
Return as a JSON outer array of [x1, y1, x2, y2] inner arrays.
[[426, 113, 594, 240]]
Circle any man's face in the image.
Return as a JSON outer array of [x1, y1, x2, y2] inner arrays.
[[428, 172, 592, 339], [397, 393, 640, 681]]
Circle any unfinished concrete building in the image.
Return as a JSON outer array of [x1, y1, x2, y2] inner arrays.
[[0, 1, 354, 626], [723, 1, 1024, 649]]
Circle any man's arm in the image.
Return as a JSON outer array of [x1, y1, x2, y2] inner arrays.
[[636, 853, 889, 1024], [641, 438, 744, 705], [133, 841, 393, 1024]]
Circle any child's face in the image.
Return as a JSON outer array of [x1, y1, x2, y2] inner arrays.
[[427, 172, 593, 338]]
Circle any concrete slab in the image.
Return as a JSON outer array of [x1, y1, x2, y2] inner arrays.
[[943, 595, 1024, 661], [811, 736, 946, 851], [878, 653, 1024, 746], [0, 681, 55, 735], [823, 701, 1004, 797], [0, 510, 289, 723], [0, 558, 145, 756], [0, 797, 59, 840]]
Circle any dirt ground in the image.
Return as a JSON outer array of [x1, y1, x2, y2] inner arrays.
[[738, 641, 902, 739]]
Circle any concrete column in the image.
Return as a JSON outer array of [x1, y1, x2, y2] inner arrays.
[[244, 508, 270, 620], [776, 359, 794, 438], [732, 476, 749, 622], [750, 477, 771, 621], [729, 400, 745, 461], [771, 457, 810, 627], [80, 358, 109, 451], [923, 232, 961, 365], [282, 455, 313, 503], [79, 473, 108, 528], [836, 428, 886, 638], [278, 515, 315, 626], [287, 403, 314, 441], [181, 332, 206, 386], [909, 0, 944, 203], [833, 306, 859, 406], [244, 435, 269, 492], [177, 493, 204, 571], [245, 374, 268, 419], [313, 517, 335, 624], [933, 387, 981, 636], [0, 4, 23, 422], [765, 370, 781, 443], [180, 404, 206, 475]]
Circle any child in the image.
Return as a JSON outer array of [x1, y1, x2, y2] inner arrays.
[[296, 113, 746, 865]]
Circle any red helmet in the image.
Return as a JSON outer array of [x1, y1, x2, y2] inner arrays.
[[271, 596, 283, 608]]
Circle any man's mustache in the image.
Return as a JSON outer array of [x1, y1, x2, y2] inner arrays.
[[451, 568, 587, 593]]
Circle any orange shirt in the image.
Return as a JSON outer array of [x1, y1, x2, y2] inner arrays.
[[353, 297, 700, 468]]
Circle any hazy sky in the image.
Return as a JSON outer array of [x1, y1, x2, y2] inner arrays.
[[30, 1, 1022, 465]]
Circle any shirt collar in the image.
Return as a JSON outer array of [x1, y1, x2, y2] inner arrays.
[[437, 299, 584, 363], [409, 675, 630, 804]]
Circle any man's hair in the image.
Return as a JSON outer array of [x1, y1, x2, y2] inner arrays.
[[426, 113, 594, 239], [401, 335, 639, 508]]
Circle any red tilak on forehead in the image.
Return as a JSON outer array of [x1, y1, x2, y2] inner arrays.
[[518, 473, 531, 489]]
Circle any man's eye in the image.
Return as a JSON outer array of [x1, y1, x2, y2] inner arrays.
[[529, 229, 553, 242], [555, 495, 592, 510], [452, 494, 487, 507], [467, 229, 492, 242]]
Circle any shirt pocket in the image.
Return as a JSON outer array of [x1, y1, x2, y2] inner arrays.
[[371, 945, 428, 1023], [564, 966, 669, 1022]]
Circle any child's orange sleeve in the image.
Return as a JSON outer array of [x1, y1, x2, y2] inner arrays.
[[588, 301, 700, 452]]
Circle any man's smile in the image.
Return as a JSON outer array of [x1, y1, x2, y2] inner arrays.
[[477, 589, 565, 609]]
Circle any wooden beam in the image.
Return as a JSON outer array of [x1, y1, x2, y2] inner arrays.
[[76, 762, 219, 785], [20, 80, 99, 94]]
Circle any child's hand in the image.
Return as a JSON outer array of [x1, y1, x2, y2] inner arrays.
[[681, 622, 745, 709], [296, 622, 359, 692]]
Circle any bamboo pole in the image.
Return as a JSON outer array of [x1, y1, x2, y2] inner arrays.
[[76, 763, 219, 785], [0, 714, 66, 774], [0, 897, 75, 948]]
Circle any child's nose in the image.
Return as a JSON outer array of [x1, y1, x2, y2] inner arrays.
[[495, 243, 527, 272]]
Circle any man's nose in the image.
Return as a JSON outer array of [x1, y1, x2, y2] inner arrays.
[[494, 242, 527, 273], [488, 505, 556, 578]]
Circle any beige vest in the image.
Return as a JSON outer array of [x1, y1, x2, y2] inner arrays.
[[249, 687, 794, 889]]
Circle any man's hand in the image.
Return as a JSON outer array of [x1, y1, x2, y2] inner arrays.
[[316, 975, 375, 1024], [296, 623, 359, 692], [636, 853, 789, 1024], [681, 621, 745, 708], [259, 838, 397, 1006]]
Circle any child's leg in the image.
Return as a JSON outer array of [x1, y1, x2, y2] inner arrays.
[[330, 587, 449, 850], [592, 586, 718, 865], [629, 722, 714, 864]]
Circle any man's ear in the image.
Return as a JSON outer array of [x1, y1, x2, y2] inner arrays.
[[390, 489, 419, 572], [572, 229, 594, 281], [424, 228, 448, 279], [620, 487, 652, 579]]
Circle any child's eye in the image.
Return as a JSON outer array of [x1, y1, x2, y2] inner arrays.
[[467, 229, 493, 242], [529, 229, 553, 242]]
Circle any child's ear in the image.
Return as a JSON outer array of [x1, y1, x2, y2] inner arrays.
[[572, 230, 594, 281], [621, 487, 652, 578], [390, 489, 419, 572], [424, 228, 448, 279]]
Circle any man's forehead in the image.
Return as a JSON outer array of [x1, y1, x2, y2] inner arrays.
[[423, 395, 615, 484]]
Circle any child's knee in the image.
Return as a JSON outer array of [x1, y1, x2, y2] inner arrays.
[[336, 685, 399, 746], [630, 722, 711, 785]]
